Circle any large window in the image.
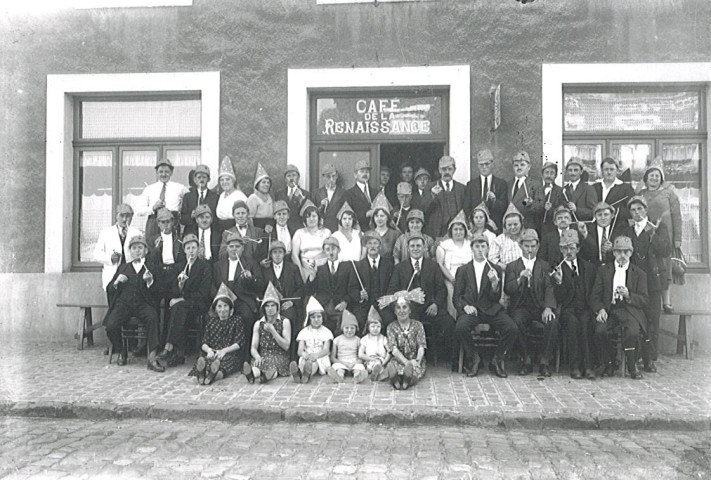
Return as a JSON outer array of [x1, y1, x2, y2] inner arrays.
[[563, 86, 706, 266], [73, 97, 201, 267]]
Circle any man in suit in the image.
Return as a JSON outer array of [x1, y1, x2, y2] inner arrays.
[[424, 155, 466, 239], [590, 236, 649, 379], [579, 202, 618, 267], [507, 151, 543, 230], [593, 157, 635, 228], [345, 159, 374, 231], [180, 164, 218, 232], [537, 161, 566, 237], [103, 235, 163, 371], [392, 182, 414, 233], [411, 168, 433, 215], [464, 149, 508, 233], [137, 158, 188, 249], [378, 165, 398, 208], [184, 204, 221, 263], [156, 233, 212, 367], [212, 231, 264, 349], [504, 229, 557, 377], [454, 233, 519, 378], [305, 236, 349, 334], [261, 240, 304, 331], [274, 164, 312, 233], [538, 206, 575, 265], [219, 200, 267, 263], [94, 203, 142, 294], [621, 196, 672, 373], [312, 163, 346, 233], [387, 233, 456, 366], [550, 230, 597, 379], [562, 157, 598, 222], [347, 230, 395, 329], [264, 200, 295, 260]]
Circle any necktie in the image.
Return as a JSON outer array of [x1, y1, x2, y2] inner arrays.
[[330, 262, 336, 275], [364, 185, 371, 203], [186, 262, 191, 277], [198, 230, 206, 259], [445, 181, 450, 192], [199, 190, 205, 205], [120, 226, 127, 241], [414, 259, 420, 273], [372, 259, 377, 271], [160, 182, 166, 202], [571, 263, 578, 277], [601, 227, 608, 261], [483, 177, 489, 199], [565, 183, 573, 198], [513, 180, 520, 199]]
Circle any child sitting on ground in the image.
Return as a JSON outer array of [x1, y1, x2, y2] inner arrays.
[[290, 297, 333, 383], [358, 306, 391, 382], [327, 310, 367, 383]]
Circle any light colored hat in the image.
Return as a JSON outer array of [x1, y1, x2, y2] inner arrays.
[[253, 163, 270, 189], [299, 199, 318, 217], [340, 309, 359, 330], [627, 195, 648, 209], [223, 230, 245, 245], [362, 230, 382, 244], [519, 228, 539, 244], [553, 205, 573, 219], [194, 164, 211, 179], [369, 190, 391, 216], [414, 168, 430, 180], [305, 297, 325, 317], [156, 207, 173, 222], [503, 202, 524, 221], [541, 161, 558, 173], [191, 204, 213, 219], [366, 306, 382, 326], [232, 200, 249, 214], [470, 232, 489, 245], [407, 209, 425, 223], [213, 282, 238, 304], [218, 156, 236, 181], [438, 155, 456, 168], [593, 201, 614, 216], [512, 150, 530, 163], [285, 164, 300, 176], [472, 201, 498, 231], [273, 200, 290, 215], [269, 240, 287, 254], [566, 157, 585, 170], [407, 232, 425, 244], [321, 163, 336, 175], [559, 229, 580, 246], [613, 235, 634, 252], [182, 233, 199, 247], [128, 235, 148, 249], [354, 159, 371, 172], [336, 201, 355, 221], [116, 203, 134, 215], [476, 149, 494, 162], [261, 281, 282, 308], [397, 182, 412, 195], [323, 236, 340, 249], [643, 156, 665, 183], [155, 158, 173, 170], [448, 210, 468, 231]]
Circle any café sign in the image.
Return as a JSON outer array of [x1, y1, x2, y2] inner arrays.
[[315, 95, 443, 139]]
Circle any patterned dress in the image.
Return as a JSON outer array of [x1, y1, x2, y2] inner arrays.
[[188, 313, 246, 378], [255, 316, 291, 376], [386, 319, 427, 379]]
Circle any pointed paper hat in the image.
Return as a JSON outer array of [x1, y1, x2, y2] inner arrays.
[[218, 156, 236, 181], [213, 282, 237, 304], [336, 200, 355, 221], [305, 296, 325, 317], [299, 199, 317, 217], [448, 209, 469, 232], [644, 156, 665, 183], [253, 163, 270, 189], [472, 201, 498, 231], [368, 190, 391, 217], [341, 309, 359, 330], [503, 202, 523, 222], [260, 281, 282, 308], [363, 305, 382, 334]]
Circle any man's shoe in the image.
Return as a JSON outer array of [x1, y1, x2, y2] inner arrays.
[[601, 362, 616, 377], [244, 362, 255, 384], [155, 349, 171, 361], [147, 359, 165, 373], [519, 362, 533, 376], [570, 368, 582, 379], [132, 340, 147, 357], [643, 361, 657, 373], [663, 304, 674, 314], [584, 369, 597, 380], [489, 358, 507, 378], [539, 364, 552, 377], [466, 354, 481, 378], [117, 353, 127, 366]]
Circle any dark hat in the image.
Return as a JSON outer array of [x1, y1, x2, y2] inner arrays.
[[194, 164, 211, 179], [191, 204, 213, 219], [232, 200, 249, 213], [155, 158, 173, 170]]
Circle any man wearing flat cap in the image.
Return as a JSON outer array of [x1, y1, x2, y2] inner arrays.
[[590, 235, 648, 379], [536, 160, 566, 236], [593, 157, 635, 229], [219, 200, 267, 263], [305, 236, 350, 334], [507, 150, 543, 230], [275, 164, 312, 234], [137, 157, 189, 249], [180, 164, 219, 231], [424, 155, 466, 238], [345, 159, 374, 230], [562, 157, 598, 222], [94, 203, 142, 294], [184, 204, 222, 263], [392, 182, 414, 233], [411, 168, 433, 214], [578, 202, 618, 267], [464, 149, 508, 234], [312, 163, 346, 233]]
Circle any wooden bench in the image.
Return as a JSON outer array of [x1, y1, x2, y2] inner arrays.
[[660, 309, 710, 360], [57, 303, 107, 350]]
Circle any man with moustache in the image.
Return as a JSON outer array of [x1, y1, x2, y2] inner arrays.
[[464, 149, 508, 233], [424, 156, 466, 239]]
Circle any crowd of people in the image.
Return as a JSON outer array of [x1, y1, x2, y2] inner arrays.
[[94, 149, 682, 388]]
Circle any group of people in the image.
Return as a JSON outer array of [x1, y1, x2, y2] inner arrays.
[[94, 148, 682, 387]]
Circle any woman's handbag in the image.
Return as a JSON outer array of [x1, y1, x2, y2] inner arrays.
[[671, 246, 687, 285]]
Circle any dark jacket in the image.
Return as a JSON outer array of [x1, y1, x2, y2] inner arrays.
[[593, 182, 636, 229], [184, 225, 223, 264], [563, 181, 598, 221], [261, 261, 304, 304], [464, 175, 508, 233], [345, 183, 374, 231], [622, 221, 672, 293], [579, 224, 619, 267], [170, 257, 213, 309], [274, 186, 312, 233], [219, 224, 268, 263], [590, 262, 648, 331], [508, 177, 543, 230], [312, 186, 346, 233], [305, 261, 349, 309], [536, 183, 566, 236], [453, 261, 503, 318], [552, 258, 597, 311], [346, 256, 394, 309], [212, 255, 265, 313], [423, 179, 466, 238], [504, 258, 556, 312], [387, 257, 447, 310], [180, 188, 219, 229], [105, 261, 161, 312]]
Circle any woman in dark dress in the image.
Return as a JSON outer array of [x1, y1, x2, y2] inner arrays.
[[189, 283, 246, 385]]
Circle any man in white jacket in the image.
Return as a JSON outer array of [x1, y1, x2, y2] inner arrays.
[[94, 204, 142, 296]]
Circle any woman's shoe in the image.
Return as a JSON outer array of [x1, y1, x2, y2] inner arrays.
[[205, 359, 221, 385], [370, 363, 383, 382], [260, 367, 277, 383], [401, 364, 414, 390], [302, 360, 313, 384], [663, 304, 674, 314], [243, 362, 255, 384], [289, 361, 301, 383], [195, 356, 207, 384]]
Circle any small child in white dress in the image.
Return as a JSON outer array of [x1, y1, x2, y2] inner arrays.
[[327, 310, 366, 383], [291, 297, 332, 383], [358, 306, 391, 381]]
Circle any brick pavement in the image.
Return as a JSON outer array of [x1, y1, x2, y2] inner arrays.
[[0, 341, 709, 430], [1, 417, 710, 479]]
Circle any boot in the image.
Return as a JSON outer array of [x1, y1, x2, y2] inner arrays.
[[626, 350, 643, 380]]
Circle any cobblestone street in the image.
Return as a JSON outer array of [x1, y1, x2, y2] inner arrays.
[[1, 417, 709, 480]]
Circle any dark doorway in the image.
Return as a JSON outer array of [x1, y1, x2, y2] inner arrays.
[[379, 142, 447, 183]]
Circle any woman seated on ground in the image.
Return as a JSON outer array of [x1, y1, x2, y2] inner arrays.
[[189, 283, 247, 385], [330, 201, 364, 262], [436, 210, 473, 318], [291, 200, 332, 280], [392, 209, 435, 264], [243, 281, 292, 384], [385, 294, 426, 390]]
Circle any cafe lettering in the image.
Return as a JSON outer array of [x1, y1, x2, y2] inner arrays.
[[315, 95, 443, 139]]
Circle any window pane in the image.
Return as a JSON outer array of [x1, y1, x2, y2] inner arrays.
[[564, 91, 700, 132], [79, 151, 113, 263], [318, 150, 371, 190], [610, 143, 652, 190], [563, 144, 602, 182], [82, 100, 201, 138], [122, 150, 158, 234], [662, 143, 702, 264]]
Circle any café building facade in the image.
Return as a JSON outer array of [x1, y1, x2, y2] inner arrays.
[[1, 0, 710, 353]]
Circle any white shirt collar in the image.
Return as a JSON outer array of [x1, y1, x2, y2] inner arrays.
[[567, 179, 580, 189], [369, 255, 380, 266], [522, 255, 535, 270], [615, 261, 629, 271]]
